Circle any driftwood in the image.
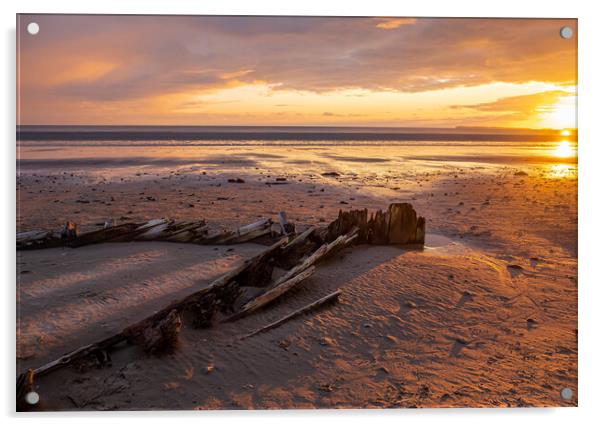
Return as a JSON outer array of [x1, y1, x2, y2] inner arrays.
[[17, 230, 62, 250], [16, 203, 424, 251], [327, 203, 425, 245], [68, 223, 142, 247], [16, 218, 273, 250], [275, 226, 320, 269], [327, 208, 369, 242], [165, 222, 209, 242], [277, 211, 295, 236], [241, 290, 342, 339], [386, 203, 426, 244], [272, 230, 358, 289], [225, 228, 358, 322], [16, 330, 127, 404], [228, 237, 281, 288], [225, 266, 317, 322], [139, 310, 182, 353], [205, 218, 273, 244]]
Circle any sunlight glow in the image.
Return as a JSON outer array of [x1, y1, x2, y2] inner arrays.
[[537, 90, 576, 129], [549, 164, 576, 179], [560, 129, 571, 136], [554, 141, 574, 158]]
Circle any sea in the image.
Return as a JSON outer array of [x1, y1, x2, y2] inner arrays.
[[16, 125, 577, 178]]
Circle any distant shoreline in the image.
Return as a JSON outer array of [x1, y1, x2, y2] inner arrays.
[[16, 125, 576, 142]]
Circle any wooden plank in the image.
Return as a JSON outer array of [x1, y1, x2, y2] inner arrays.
[[201, 218, 272, 244], [17, 230, 61, 250], [271, 229, 358, 289], [68, 223, 142, 247], [225, 228, 357, 322], [277, 211, 295, 236], [241, 290, 342, 339], [224, 266, 316, 322]]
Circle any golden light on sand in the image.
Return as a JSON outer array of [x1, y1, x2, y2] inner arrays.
[[549, 164, 576, 179], [554, 141, 574, 158]]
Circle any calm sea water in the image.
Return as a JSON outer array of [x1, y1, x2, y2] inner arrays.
[[16, 126, 577, 176]]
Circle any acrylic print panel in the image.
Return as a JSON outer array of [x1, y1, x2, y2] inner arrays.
[[16, 15, 577, 411]]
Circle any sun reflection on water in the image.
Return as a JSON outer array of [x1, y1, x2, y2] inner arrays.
[[553, 140, 576, 158]]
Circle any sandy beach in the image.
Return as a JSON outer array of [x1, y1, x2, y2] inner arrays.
[[16, 140, 577, 409]]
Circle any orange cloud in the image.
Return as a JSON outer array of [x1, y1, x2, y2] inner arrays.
[[375, 18, 417, 29], [16, 15, 577, 127], [450, 90, 576, 128]]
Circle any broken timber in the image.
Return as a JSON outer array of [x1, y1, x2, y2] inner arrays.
[[16, 217, 273, 250], [277, 211, 295, 237], [326, 202, 425, 245], [241, 289, 342, 339], [224, 228, 358, 322]]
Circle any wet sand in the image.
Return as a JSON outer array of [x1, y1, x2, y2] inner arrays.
[[16, 146, 577, 409]]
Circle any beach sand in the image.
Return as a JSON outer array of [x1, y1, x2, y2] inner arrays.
[[16, 147, 577, 409]]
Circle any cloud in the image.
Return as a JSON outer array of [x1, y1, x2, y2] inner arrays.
[[375, 18, 417, 29], [16, 15, 577, 124], [453, 90, 573, 113], [450, 90, 576, 127]]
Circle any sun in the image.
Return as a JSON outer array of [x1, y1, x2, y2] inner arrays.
[[560, 129, 571, 136], [554, 141, 574, 158]]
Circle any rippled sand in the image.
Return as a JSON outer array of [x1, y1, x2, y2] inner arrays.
[[16, 141, 577, 409]]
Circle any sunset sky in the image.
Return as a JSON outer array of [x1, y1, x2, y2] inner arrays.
[[17, 15, 577, 128]]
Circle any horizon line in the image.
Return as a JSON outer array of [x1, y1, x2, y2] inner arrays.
[[17, 124, 576, 132]]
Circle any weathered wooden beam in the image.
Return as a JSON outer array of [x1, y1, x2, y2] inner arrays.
[[270, 229, 358, 290], [133, 219, 171, 240], [327, 208, 368, 243], [329, 203, 425, 245], [17, 230, 62, 250], [16, 217, 276, 250], [224, 266, 316, 322], [277, 211, 295, 236], [138, 309, 182, 353], [241, 289, 342, 339], [225, 228, 357, 322], [386, 202, 425, 244], [61, 221, 77, 241], [32, 332, 126, 378], [200, 218, 273, 245], [275, 226, 319, 269], [164, 222, 208, 242], [68, 223, 142, 247]]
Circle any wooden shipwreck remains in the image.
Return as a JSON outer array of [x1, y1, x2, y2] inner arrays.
[[16, 203, 425, 407], [139, 309, 182, 353], [17, 218, 273, 250], [326, 202, 425, 245]]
